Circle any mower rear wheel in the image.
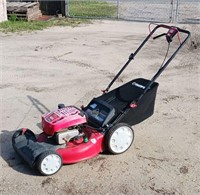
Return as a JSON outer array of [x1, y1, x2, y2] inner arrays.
[[106, 123, 134, 154], [36, 151, 62, 176]]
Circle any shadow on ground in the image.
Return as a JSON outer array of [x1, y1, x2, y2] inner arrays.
[[0, 96, 52, 176]]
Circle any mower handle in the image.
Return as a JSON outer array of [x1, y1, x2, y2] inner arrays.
[[152, 24, 190, 43], [137, 24, 190, 100], [154, 24, 190, 36], [103, 24, 190, 93]]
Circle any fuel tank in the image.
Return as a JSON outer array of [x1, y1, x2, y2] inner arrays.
[[42, 106, 87, 136]]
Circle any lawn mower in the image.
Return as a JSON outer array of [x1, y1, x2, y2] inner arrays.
[[12, 24, 190, 176]]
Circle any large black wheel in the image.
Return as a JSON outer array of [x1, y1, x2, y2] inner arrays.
[[105, 123, 134, 154], [36, 151, 62, 176]]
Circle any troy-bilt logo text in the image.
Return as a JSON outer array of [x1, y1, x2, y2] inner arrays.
[[132, 82, 145, 89]]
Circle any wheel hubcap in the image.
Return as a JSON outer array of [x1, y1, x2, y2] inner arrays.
[[110, 126, 133, 153], [41, 154, 61, 175]]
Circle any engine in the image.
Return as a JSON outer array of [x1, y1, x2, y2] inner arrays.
[[42, 106, 87, 144], [55, 126, 84, 144]]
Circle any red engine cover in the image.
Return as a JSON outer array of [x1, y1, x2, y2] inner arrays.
[[42, 106, 87, 136]]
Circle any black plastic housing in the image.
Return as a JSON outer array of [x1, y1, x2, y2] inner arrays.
[[12, 131, 58, 167], [84, 99, 116, 128], [94, 78, 159, 127]]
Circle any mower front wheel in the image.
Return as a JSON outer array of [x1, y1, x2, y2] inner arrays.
[[106, 123, 134, 154], [36, 151, 62, 176]]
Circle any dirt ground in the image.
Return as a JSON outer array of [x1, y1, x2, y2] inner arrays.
[[0, 21, 199, 195]]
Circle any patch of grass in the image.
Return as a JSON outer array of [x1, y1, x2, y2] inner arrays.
[[0, 18, 90, 33], [69, 0, 117, 18], [0, 20, 49, 33]]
